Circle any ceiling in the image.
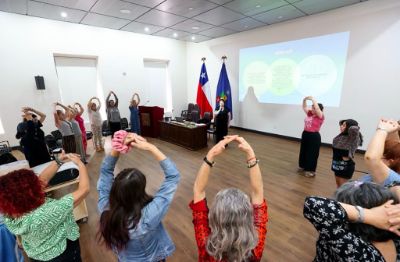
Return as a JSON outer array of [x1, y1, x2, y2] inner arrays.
[[0, 0, 368, 42]]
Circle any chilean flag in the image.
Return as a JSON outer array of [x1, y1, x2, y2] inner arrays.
[[196, 62, 213, 117]]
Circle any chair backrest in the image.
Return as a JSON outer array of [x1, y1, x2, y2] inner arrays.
[[102, 120, 109, 132], [203, 112, 211, 121], [191, 110, 200, 123], [121, 118, 129, 129], [44, 135, 59, 151], [188, 103, 195, 113], [193, 104, 200, 111], [51, 130, 63, 141]]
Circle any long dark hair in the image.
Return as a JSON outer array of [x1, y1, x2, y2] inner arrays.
[[98, 168, 153, 250], [339, 119, 363, 146], [335, 182, 398, 242]]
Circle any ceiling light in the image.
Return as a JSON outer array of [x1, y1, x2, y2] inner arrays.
[[188, 7, 194, 10], [277, 16, 283, 19], [192, 26, 200, 30], [173, 32, 178, 38], [256, 5, 261, 8], [244, 25, 249, 28], [60, 12, 67, 18], [144, 27, 150, 32], [120, 9, 131, 14], [191, 36, 196, 40]]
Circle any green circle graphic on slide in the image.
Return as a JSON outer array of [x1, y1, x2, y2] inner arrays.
[[269, 58, 299, 96], [297, 55, 338, 96], [242, 61, 271, 98]]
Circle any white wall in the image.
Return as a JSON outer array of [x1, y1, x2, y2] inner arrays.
[[0, 11, 187, 146], [186, 0, 400, 149]]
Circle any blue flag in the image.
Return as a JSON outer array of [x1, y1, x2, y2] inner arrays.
[[215, 62, 232, 119]]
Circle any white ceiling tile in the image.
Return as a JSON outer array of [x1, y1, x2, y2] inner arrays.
[[199, 26, 235, 38], [225, 0, 288, 16], [123, 0, 165, 8], [121, 21, 164, 34], [156, 0, 218, 18], [136, 9, 186, 27], [0, 0, 27, 14], [253, 4, 305, 24], [293, 0, 360, 15], [222, 17, 266, 31], [182, 34, 211, 43], [170, 19, 214, 33], [81, 12, 130, 29], [32, 0, 98, 11], [208, 0, 233, 4], [91, 0, 149, 20], [193, 6, 244, 26], [28, 1, 87, 23], [153, 28, 190, 40]]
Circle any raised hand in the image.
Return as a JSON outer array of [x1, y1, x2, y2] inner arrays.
[[66, 153, 84, 166], [206, 135, 237, 161], [130, 138, 155, 151], [234, 136, 255, 158], [377, 119, 399, 133]]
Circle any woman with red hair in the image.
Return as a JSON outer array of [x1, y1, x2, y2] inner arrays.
[[0, 153, 89, 262]]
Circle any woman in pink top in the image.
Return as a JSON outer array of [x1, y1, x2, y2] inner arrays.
[[74, 103, 87, 156], [298, 96, 324, 178]]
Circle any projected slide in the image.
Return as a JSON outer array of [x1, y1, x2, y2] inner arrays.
[[239, 32, 350, 107]]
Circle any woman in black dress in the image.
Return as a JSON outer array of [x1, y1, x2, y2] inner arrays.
[[214, 99, 230, 143], [17, 107, 51, 167]]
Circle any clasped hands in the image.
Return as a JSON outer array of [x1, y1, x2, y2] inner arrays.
[[206, 135, 255, 162]]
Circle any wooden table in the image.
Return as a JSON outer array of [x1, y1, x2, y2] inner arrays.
[[159, 121, 207, 150]]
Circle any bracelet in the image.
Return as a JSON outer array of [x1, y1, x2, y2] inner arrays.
[[247, 156, 256, 162], [355, 206, 364, 223], [203, 156, 215, 167], [247, 159, 259, 168], [54, 157, 63, 167], [376, 127, 388, 133]]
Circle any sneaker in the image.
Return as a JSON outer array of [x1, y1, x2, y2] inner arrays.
[[297, 167, 304, 173], [304, 171, 316, 178]]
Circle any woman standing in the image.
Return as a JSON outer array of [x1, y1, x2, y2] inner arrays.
[[190, 135, 268, 261], [69, 107, 86, 163], [54, 103, 76, 153], [106, 91, 121, 137], [74, 103, 87, 156], [129, 93, 141, 134], [214, 99, 230, 144], [332, 119, 363, 187], [298, 96, 324, 178], [0, 152, 89, 262], [17, 107, 51, 167], [97, 131, 180, 261], [87, 97, 103, 152]]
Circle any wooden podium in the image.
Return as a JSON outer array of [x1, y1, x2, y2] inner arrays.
[[139, 106, 164, 137]]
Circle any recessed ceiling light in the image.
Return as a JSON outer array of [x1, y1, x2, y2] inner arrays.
[[244, 25, 249, 28], [120, 9, 131, 14], [60, 12, 67, 18], [255, 4, 261, 8], [192, 26, 200, 30], [191, 36, 196, 40], [144, 27, 150, 32], [188, 7, 194, 10], [277, 16, 283, 19], [173, 32, 178, 38]]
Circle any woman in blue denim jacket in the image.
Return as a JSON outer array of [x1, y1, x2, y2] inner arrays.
[[97, 131, 180, 261]]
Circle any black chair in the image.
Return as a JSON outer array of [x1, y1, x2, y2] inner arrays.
[[191, 110, 200, 123], [0, 140, 17, 165], [102, 120, 111, 136], [121, 118, 130, 131]]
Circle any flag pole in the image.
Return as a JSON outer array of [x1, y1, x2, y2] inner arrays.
[[221, 55, 227, 62], [201, 57, 206, 62]]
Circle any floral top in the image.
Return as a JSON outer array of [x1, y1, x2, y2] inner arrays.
[[4, 194, 79, 261], [304, 196, 400, 262], [189, 198, 268, 262]]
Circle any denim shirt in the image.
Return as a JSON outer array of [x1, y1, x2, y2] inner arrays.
[[97, 155, 180, 262]]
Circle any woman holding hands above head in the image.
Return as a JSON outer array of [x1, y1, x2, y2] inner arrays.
[[190, 135, 268, 262], [54, 102, 76, 153], [97, 130, 180, 261], [361, 118, 400, 185], [87, 97, 103, 152], [106, 91, 121, 137], [298, 96, 325, 178], [129, 93, 141, 134], [74, 102, 87, 155], [0, 151, 89, 262]]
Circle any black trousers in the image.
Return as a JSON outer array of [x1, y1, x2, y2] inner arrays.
[[109, 121, 121, 138], [298, 131, 321, 172], [31, 239, 81, 262]]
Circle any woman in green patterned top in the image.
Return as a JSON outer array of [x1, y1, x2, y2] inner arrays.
[[0, 153, 89, 261]]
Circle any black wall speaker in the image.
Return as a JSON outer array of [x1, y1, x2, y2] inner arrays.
[[35, 76, 45, 90]]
